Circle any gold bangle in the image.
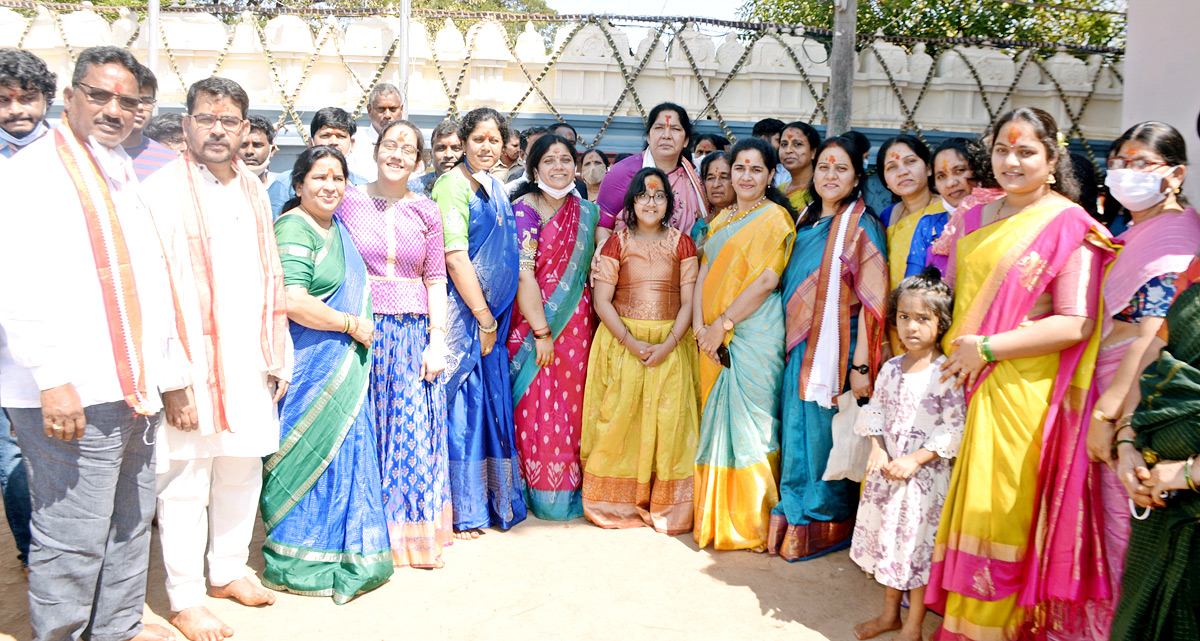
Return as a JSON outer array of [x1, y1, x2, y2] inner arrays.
[[1092, 408, 1116, 424], [975, 338, 988, 364], [470, 305, 490, 316], [1116, 413, 1134, 430], [342, 313, 352, 334], [429, 325, 445, 334], [479, 318, 499, 334]]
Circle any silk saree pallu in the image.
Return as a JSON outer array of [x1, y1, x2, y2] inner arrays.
[[508, 196, 598, 520], [1111, 263, 1200, 641], [443, 174, 526, 531], [260, 222, 393, 604], [769, 202, 888, 561], [926, 202, 1114, 641], [693, 203, 795, 551]]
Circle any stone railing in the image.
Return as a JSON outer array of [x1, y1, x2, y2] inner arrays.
[[1, 4, 1124, 158]]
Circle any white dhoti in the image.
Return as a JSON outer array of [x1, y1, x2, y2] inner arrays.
[[156, 456, 263, 611], [142, 159, 292, 613]]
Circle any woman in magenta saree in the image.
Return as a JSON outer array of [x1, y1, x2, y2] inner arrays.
[[929, 108, 1116, 641], [507, 134, 598, 520], [1072, 122, 1200, 640]]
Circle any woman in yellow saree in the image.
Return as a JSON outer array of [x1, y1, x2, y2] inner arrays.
[[929, 108, 1116, 641], [692, 138, 796, 550]]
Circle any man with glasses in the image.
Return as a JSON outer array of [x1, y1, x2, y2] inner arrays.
[[0, 45, 193, 641], [122, 62, 177, 180], [0, 48, 56, 582], [140, 76, 291, 641]]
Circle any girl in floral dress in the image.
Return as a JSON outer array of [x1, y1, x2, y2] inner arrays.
[[851, 267, 965, 641]]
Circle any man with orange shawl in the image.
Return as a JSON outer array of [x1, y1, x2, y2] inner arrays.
[[141, 77, 292, 641]]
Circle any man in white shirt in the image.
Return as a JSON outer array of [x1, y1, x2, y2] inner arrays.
[[348, 83, 404, 182], [140, 77, 292, 641], [0, 45, 192, 641]]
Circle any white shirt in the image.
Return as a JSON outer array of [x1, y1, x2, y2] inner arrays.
[[349, 128, 379, 183], [0, 129, 190, 409], [141, 159, 293, 459]]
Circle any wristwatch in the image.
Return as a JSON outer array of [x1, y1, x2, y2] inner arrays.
[[849, 363, 870, 375], [720, 315, 734, 331]]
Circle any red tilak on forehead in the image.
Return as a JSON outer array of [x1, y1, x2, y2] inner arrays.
[[113, 82, 124, 95], [825, 154, 838, 164], [210, 102, 229, 115], [1007, 123, 1026, 146], [941, 159, 949, 171], [5, 90, 16, 101], [891, 152, 902, 161], [785, 132, 796, 141]]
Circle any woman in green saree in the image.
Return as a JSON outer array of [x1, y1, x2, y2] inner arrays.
[[260, 147, 394, 603]]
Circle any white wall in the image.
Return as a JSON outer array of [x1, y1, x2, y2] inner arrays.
[[1124, 0, 1200, 204]]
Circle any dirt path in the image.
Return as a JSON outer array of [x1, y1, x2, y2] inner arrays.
[[0, 507, 942, 640]]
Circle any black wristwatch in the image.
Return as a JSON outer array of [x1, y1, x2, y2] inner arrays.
[[849, 363, 870, 375]]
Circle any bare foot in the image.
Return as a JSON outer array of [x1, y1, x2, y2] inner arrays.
[[211, 576, 276, 606], [896, 627, 924, 641], [169, 607, 233, 641], [453, 528, 482, 540], [129, 621, 177, 641], [854, 615, 902, 640]]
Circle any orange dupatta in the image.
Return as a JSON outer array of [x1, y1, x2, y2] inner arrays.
[[54, 123, 190, 414], [177, 157, 288, 433]]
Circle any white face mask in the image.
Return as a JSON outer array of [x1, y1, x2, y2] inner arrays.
[[246, 160, 272, 177], [1105, 167, 1172, 212], [537, 176, 575, 199]]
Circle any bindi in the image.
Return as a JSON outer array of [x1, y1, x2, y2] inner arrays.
[[785, 132, 796, 141], [941, 159, 949, 172], [5, 90, 16, 101], [113, 82, 124, 95], [825, 155, 837, 164], [1007, 124, 1027, 146], [891, 152, 902, 161]]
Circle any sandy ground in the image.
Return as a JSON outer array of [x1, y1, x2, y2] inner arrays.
[[0, 505, 942, 641]]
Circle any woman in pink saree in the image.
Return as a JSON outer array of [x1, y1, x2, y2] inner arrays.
[[928, 107, 1117, 641], [1074, 121, 1200, 640]]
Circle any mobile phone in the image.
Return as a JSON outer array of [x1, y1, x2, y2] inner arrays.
[[717, 345, 731, 368]]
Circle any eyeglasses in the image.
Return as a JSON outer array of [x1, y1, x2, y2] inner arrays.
[[1108, 157, 1168, 171], [139, 96, 157, 107], [73, 82, 142, 112], [189, 113, 245, 130], [378, 140, 418, 156], [634, 192, 667, 205]]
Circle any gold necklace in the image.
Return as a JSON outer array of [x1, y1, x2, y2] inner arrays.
[[726, 196, 768, 225]]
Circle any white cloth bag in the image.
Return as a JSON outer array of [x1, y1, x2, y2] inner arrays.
[[822, 390, 871, 483]]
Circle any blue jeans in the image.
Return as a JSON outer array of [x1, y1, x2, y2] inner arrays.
[[9, 401, 157, 641], [0, 409, 32, 566]]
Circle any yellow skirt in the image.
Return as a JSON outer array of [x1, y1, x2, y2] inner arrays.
[[579, 318, 701, 535]]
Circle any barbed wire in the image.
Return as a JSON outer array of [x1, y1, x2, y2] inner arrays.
[[0, 1, 1125, 54]]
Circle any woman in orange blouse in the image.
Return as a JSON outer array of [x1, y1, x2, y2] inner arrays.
[[580, 167, 701, 535]]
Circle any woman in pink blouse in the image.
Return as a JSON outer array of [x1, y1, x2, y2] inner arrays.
[[336, 120, 452, 568]]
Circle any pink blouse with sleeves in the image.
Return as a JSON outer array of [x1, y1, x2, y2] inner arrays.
[[336, 186, 447, 315]]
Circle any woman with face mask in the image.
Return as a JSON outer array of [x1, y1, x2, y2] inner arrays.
[[506, 135, 599, 521], [1076, 121, 1200, 641], [579, 149, 610, 202]]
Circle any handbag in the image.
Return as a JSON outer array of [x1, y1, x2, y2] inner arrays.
[[822, 390, 872, 483]]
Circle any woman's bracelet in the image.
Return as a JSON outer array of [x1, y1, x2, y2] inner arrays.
[[979, 336, 996, 363], [1114, 439, 1137, 450], [1116, 413, 1134, 430], [533, 325, 552, 340], [470, 305, 490, 317], [429, 325, 445, 334], [619, 326, 630, 346], [1186, 456, 1198, 492], [342, 313, 352, 334], [479, 318, 499, 334]]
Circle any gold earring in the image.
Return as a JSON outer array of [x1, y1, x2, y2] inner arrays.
[[1046, 174, 1057, 185], [1174, 186, 1182, 194]]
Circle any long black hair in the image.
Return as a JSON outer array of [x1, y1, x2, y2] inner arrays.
[[990, 106, 1079, 202], [282, 145, 348, 214], [512, 133, 578, 201], [622, 167, 675, 229], [799, 135, 866, 227], [728, 137, 798, 223]]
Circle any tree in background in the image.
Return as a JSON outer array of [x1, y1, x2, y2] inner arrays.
[[739, 0, 1126, 48]]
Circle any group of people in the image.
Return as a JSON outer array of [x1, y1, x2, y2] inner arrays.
[[0, 42, 1197, 641]]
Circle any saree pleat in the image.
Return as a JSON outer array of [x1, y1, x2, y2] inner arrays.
[[443, 176, 526, 531], [693, 203, 794, 550], [770, 204, 888, 561], [260, 222, 393, 604], [1111, 264, 1200, 641], [507, 196, 598, 520]]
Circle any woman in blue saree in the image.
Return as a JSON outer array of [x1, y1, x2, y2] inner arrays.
[[431, 108, 527, 537], [768, 136, 889, 562], [261, 147, 393, 602]]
